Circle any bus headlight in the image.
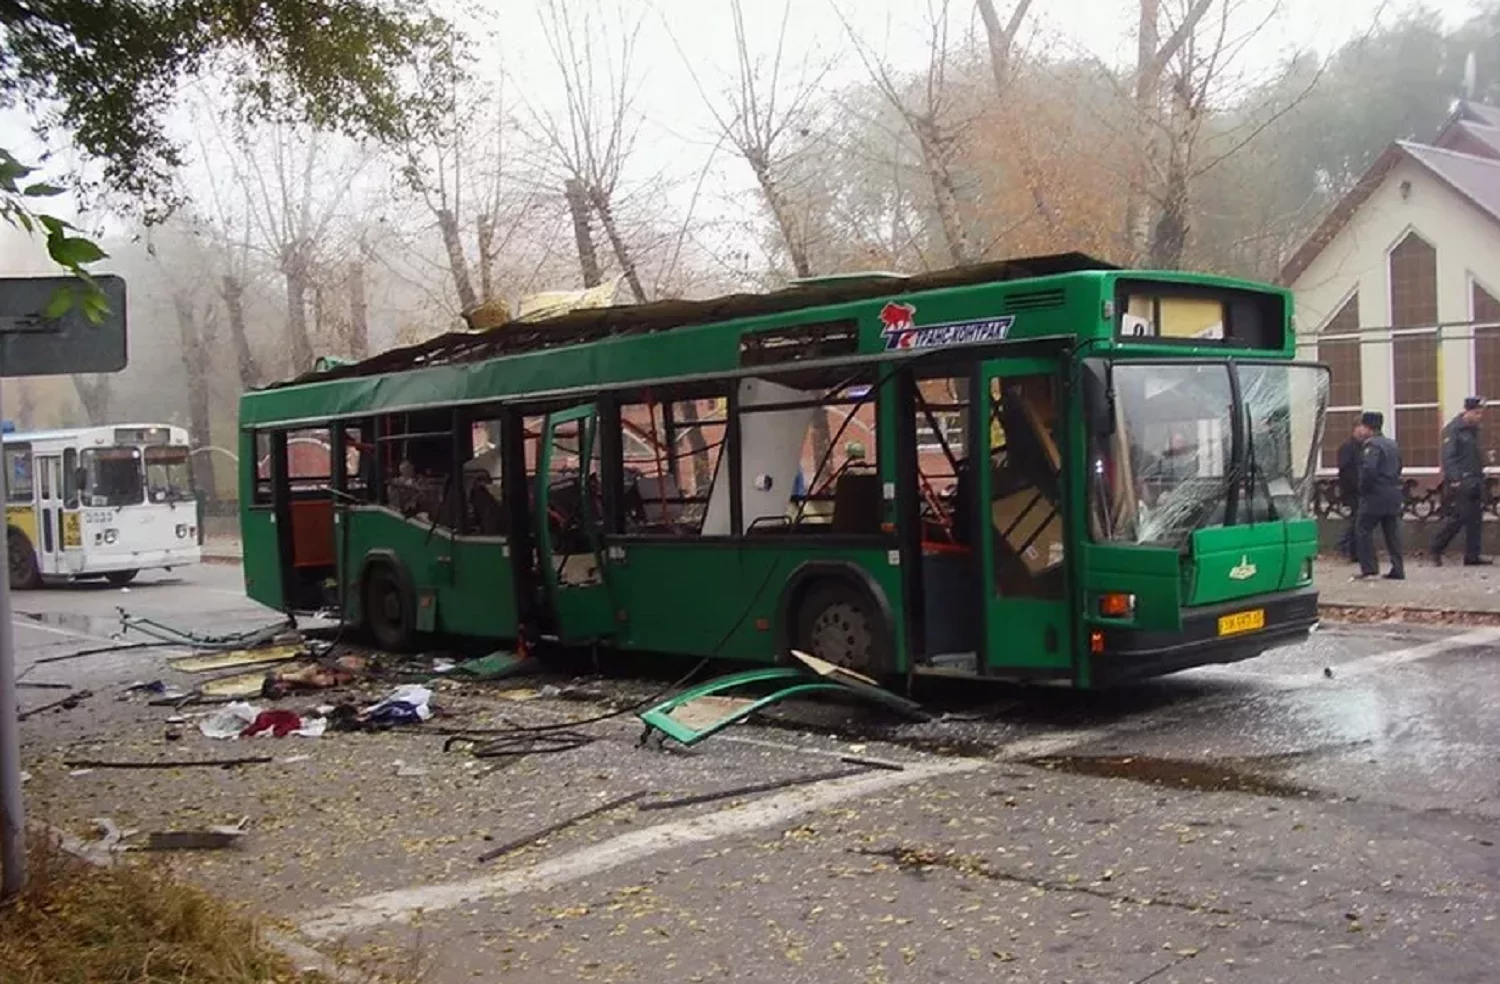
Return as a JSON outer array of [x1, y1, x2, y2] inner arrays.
[[175, 524, 188, 539], [103, 529, 118, 545]]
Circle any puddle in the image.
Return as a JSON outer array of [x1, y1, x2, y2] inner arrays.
[[1021, 754, 1322, 799], [15, 610, 122, 638]]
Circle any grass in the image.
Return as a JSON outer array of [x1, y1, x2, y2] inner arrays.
[[0, 833, 336, 984]]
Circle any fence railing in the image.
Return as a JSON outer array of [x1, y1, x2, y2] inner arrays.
[[1312, 476, 1500, 522]]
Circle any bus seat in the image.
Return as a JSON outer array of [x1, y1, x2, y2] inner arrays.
[[831, 470, 882, 535], [289, 499, 336, 568]]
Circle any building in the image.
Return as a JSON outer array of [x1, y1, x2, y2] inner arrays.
[[1283, 100, 1500, 475]]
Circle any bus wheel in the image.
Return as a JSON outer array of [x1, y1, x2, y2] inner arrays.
[[794, 582, 888, 675], [363, 562, 416, 652], [7, 530, 39, 591], [105, 570, 138, 587]]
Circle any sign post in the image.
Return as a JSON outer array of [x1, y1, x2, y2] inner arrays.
[[0, 275, 126, 898]]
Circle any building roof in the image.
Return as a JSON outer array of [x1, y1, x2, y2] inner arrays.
[[1280, 101, 1500, 286]]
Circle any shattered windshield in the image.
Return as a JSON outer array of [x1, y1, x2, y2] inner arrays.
[[1237, 364, 1329, 523], [1089, 363, 1233, 548]]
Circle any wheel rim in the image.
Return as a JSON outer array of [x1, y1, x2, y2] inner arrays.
[[8, 538, 30, 584], [808, 601, 873, 669], [369, 574, 404, 640]]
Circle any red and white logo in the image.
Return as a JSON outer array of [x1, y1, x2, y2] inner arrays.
[[879, 301, 917, 348]]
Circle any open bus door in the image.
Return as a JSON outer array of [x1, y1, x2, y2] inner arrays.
[[535, 404, 617, 643], [973, 356, 1074, 677]]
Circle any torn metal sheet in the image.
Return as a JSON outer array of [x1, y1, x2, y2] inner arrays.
[[199, 670, 274, 699], [168, 644, 303, 674], [637, 667, 854, 747], [790, 650, 929, 720]]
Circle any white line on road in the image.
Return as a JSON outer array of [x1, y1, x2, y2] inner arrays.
[[295, 757, 983, 941], [10, 618, 121, 646]]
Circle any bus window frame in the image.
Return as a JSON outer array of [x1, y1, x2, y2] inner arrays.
[[5, 443, 33, 504]]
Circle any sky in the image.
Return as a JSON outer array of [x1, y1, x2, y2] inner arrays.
[[0, 0, 1488, 275]]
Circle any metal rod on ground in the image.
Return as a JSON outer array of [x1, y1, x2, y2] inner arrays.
[[0, 370, 25, 898], [639, 767, 869, 812], [477, 790, 648, 863]]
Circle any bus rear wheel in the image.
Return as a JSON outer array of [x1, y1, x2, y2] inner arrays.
[[7, 531, 39, 591], [363, 562, 416, 652], [105, 570, 138, 587], [793, 582, 889, 676]]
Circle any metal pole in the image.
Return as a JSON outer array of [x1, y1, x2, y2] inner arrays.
[[0, 368, 26, 898]]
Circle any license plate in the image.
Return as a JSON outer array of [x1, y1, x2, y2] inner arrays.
[[1217, 609, 1265, 636]]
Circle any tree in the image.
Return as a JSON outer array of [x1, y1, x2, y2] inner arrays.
[[1, 0, 455, 215], [531, 0, 649, 301]]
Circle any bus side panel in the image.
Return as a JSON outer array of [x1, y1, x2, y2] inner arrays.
[[606, 541, 905, 667], [342, 509, 516, 640], [241, 509, 285, 610]]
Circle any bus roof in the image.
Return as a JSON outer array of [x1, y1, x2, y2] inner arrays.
[[272, 252, 1116, 390], [2, 423, 187, 445]]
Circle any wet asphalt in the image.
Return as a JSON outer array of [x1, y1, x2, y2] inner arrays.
[[9, 565, 1500, 983]]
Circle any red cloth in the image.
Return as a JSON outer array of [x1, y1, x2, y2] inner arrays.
[[241, 709, 303, 738]]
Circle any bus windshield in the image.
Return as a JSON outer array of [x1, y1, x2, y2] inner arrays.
[[145, 446, 195, 503], [82, 447, 144, 507], [1088, 361, 1327, 547]]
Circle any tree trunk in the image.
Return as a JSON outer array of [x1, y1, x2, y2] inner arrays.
[[1126, 0, 1162, 264], [477, 213, 498, 304], [565, 178, 603, 288], [284, 257, 315, 375], [15, 380, 35, 430], [173, 294, 215, 494], [71, 375, 111, 425], [913, 120, 974, 267], [222, 274, 261, 391], [587, 184, 647, 303], [347, 260, 370, 361], [437, 207, 478, 312]]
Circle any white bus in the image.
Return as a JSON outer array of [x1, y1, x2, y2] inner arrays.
[[3, 423, 201, 588]]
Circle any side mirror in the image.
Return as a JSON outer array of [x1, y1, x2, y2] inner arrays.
[[75, 468, 88, 491], [1082, 359, 1114, 438]]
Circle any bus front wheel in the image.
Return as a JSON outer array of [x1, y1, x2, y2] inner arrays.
[[793, 581, 890, 676], [363, 562, 416, 652], [7, 531, 39, 591], [105, 570, 138, 587]]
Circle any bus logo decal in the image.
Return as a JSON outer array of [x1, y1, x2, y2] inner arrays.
[[1228, 555, 1257, 580], [879, 302, 1015, 351]]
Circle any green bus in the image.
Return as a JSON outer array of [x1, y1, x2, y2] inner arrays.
[[238, 253, 1329, 686]]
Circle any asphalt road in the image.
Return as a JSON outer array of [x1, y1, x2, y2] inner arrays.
[[11, 565, 1500, 983]]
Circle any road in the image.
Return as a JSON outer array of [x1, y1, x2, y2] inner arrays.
[[11, 565, 1500, 983]]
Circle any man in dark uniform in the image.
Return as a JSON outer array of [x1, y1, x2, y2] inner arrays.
[[1355, 410, 1405, 580], [1430, 396, 1491, 566], [1335, 423, 1364, 562]]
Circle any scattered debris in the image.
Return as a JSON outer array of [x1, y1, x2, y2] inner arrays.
[[199, 702, 327, 739], [640, 767, 869, 812], [18, 688, 93, 721], [143, 819, 248, 852], [453, 650, 537, 681], [364, 684, 434, 725], [199, 702, 260, 739], [62, 756, 273, 770], [477, 791, 648, 863], [840, 754, 907, 772], [278, 754, 312, 765], [260, 654, 369, 698], [393, 760, 429, 778], [431, 658, 457, 674], [168, 643, 304, 674], [199, 670, 271, 699], [17, 681, 71, 690]]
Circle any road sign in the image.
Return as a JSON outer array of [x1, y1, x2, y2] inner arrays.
[[0, 275, 127, 376]]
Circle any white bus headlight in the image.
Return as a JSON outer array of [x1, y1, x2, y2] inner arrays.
[[175, 524, 188, 539], [103, 529, 118, 545]]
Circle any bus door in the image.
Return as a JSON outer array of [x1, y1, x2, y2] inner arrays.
[[34, 454, 69, 576], [535, 404, 616, 643], [973, 357, 1072, 676]]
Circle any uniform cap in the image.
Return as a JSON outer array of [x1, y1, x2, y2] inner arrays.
[[1360, 410, 1384, 430], [1465, 396, 1485, 410]]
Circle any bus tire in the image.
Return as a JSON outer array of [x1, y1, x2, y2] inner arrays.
[[790, 580, 893, 676], [362, 559, 417, 652], [7, 529, 39, 591], [105, 570, 138, 587]]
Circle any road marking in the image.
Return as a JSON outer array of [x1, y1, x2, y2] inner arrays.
[[295, 757, 982, 941], [11, 618, 121, 645]]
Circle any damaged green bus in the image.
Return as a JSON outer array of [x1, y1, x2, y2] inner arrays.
[[237, 253, 1329, 686]]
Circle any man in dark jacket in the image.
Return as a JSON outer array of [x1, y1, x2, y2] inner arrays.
[[1430, 396, 1490, 566], [1335, 424, 1364, 562], [1355, 410, 1405, 580]]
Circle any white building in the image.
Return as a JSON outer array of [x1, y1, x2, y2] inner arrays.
[[1284, 100, 1500, 474]]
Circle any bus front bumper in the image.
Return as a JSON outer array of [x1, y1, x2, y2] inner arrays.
[[85, 546, 202, 574], [1088, 587, 1319, 685]]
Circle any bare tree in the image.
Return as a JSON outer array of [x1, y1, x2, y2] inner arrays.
[[837, 0, 977, 268], [1125, 0, 1216, 263], [974, 0, 1057, 227], [71, 375, 110, 425], [172, 289, 218, 490], [531, 0, 649, 301]]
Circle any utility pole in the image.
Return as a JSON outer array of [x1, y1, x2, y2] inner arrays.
[[0, 367, 22, 898], [0, 274, 128, 898]]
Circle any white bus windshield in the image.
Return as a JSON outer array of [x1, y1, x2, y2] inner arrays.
[[82, 447, 144, 506], [145, 446, 194, 502]]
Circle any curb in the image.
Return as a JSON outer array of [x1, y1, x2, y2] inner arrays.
[[201, 553, 242, 566]]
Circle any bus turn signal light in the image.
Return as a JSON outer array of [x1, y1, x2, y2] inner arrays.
[[1098, 592, 1135, 618], [1089, 630, 1105, 654]]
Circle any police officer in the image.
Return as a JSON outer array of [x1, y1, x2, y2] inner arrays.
[[1430, 396, 1491, 566], [1355, 410, 1405, 580], [1335, 423, 1364, 562]]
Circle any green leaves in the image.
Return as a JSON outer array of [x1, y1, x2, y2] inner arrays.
[[48, 234, 108, 268], [2, 145, 112, 323]]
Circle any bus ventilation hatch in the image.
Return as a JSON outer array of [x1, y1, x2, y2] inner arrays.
[[1004, 289, 1065, 312]]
